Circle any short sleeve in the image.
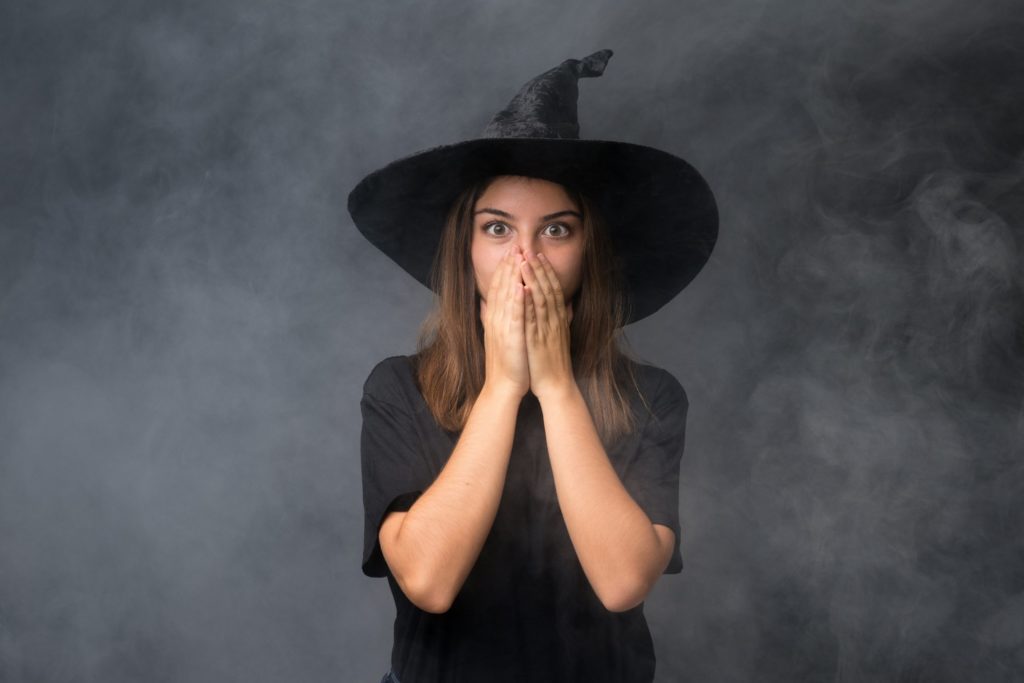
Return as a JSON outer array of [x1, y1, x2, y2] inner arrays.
[[359, 360, 435, 578], [622, 369, 688, 574]]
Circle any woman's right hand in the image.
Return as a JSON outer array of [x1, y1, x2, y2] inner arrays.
[[479, 247, 530, 398]]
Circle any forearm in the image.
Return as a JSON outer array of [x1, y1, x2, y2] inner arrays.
[[397, 382, 521, 610], [539, 383, 663, 611]]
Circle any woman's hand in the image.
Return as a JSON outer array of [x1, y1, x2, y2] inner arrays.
[[520, 250, 575, 401], [479, 246, 530, 398]]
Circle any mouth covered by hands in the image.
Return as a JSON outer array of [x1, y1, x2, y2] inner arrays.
[[479, 246, 575, 400]]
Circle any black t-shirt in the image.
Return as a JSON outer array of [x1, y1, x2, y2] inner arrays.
[[359, 353, 688, 683]]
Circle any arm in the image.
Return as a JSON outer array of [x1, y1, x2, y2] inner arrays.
[[380, 382, 521, 613], [538, 382, 675, 612]]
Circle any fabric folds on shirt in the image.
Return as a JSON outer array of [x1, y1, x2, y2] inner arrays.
[[359, 354, 688, 683]]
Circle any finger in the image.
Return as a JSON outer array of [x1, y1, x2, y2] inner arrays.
[[498, 247, 517, 294], [525, 252, 553, 326], [524, 281, 536, 334], [493, 246, 512, 296], [520, 251, 538, 286], [520, 256, 547, 329], [506, 247, 523, 287], [512, 271, 525, 325], [490, 248, 513, 323], [519, 255, 538, 300], [506, 251, 520, 300], [536, 253, 566, 322], [504, 251, 522, 327]]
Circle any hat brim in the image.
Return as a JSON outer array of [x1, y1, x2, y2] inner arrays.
[[347, 137, 718, 324]]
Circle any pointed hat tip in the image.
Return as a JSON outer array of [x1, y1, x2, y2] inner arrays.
[[577, 49, 613, 77]]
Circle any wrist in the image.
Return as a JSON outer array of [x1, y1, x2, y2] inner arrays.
[[480, 380, 527, 405], [533, 378, 581, 406]]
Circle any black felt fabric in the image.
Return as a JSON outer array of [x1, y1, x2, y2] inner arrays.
[[359, 354, 688, 682]]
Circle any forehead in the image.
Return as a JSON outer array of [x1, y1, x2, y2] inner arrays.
[[475, 175, 576, 209]]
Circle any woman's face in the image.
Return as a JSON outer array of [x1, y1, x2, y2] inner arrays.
[[471, 175, 584, 306]]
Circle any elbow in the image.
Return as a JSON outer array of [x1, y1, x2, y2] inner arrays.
[[602, 594, 642, 614], [413, 590, 454, 615], [381, 514, 455, 614], [413, 596, 453, 615], [602, 526, 673, 612], [599, 576, 648, 613], [403, 571, 455, 614]]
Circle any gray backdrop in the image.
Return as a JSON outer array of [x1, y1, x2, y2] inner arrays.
[[1, 0, 1022, 681]]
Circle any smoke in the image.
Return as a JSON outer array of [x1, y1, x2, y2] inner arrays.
[[1, 0, 1022, 681], [644, 7, 1024, 682]]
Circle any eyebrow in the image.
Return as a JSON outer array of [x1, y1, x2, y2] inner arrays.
[[474, 208, 582, 221]]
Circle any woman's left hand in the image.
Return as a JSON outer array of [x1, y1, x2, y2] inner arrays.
[[520, 250, 575, 401]]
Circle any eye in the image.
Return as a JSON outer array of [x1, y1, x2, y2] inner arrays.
[[544, 223, 571, 238], [481, 221, 572, 238], [482, 221, 510, 236]]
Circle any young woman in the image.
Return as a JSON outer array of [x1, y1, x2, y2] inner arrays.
[[349, 50, 718, 683]]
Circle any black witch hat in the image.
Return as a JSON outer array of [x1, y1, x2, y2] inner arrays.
[[347, 50, 718, 324]]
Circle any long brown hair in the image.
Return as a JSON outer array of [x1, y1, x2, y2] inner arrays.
[[413, 176, 653, 446]]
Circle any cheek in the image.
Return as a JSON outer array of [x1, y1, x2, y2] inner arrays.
[[550, 255, 584, 299], [469, 243, 484, 287], [473, 254, 500, 296], [483, 266, 497, 294], [552, 255, 583, 284]]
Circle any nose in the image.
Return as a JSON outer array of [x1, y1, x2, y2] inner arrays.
[[513, 237, 542, 259]]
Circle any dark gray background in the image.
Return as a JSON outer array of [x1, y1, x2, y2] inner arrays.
[[2, 1, 1022, 681]]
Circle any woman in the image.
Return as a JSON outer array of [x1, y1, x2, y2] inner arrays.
[[349, 50, 718, 683]]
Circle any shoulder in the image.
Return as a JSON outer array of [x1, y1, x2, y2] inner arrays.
[[623, 358, 689, 417], [361, 354, 419, 405]]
